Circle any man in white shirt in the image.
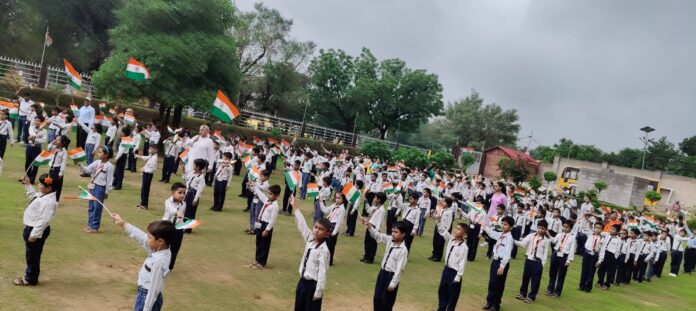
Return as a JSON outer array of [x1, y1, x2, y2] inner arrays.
[[184, 125, 216, 179], [76, 100, 95, 148], [16, 92, 34, 144]]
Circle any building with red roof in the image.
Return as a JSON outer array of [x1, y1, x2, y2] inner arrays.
[[479, 146, 541, 179]]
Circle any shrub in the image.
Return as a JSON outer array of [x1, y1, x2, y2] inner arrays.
[[360, 141, 393, 161], [393, 148, 428, 169], [430, 151, 455, 170], [528, 176, 542, 191]]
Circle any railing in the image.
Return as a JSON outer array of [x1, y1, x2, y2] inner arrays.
[[0, 56, 95, 97]]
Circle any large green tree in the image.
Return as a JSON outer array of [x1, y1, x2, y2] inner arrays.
[[679, 135, 696, 156], [356, 49, 443, 139], [92, 0, 240, 127]]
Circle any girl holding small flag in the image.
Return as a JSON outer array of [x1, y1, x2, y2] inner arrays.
[[128, 125, 143, 172], [319, 192, 348, 265], [247, 170, 270, 235], [80, 146, 114, 233], [344, 179, 364, 237], [183, 159, 207, 234], [48, 135, 70, 202], [112, 127, 132, 190], [24, 115, 47, 184], [13, 174, 57, 286], [0, 109, 15, 159], [104, 118, 118, 149]]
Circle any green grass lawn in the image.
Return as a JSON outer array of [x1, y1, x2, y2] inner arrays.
[[0, 137, 694, 310]]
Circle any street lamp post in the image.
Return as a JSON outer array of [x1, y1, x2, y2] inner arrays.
[[640, 126, 655, 170]]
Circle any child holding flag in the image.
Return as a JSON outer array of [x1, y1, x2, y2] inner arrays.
[[250, 184, 281, 270], [362, 192, 387, 264], [47, 135, 69, 202], [77, 121, 102, 165], [313, 176, 332, 222], [344, 179, 364, 237], [80, 146, 114, 233], [13, 174, 57, 286], [25, 116, 47, 184], [111, 214, 175, 311], [160, 132, 183, 183], [0, 109, 15, 159], [183, 159, 207, 233], [211, 152, 234, 212], [290, 196, 331, 310], [128, 125, 143, 172], [246, 170, 271, 234], [362, 218, 409, 311], [319, 193, 348, 265], [112, 127, 132, 190], [162, 182, 187, 270]]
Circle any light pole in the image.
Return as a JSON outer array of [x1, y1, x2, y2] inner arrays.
[[300, 99, 309, 137], [566, 143, 574, 158], [640, 126, 655, 170]]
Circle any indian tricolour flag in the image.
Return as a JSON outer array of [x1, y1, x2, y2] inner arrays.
[[270, 146, 281, 157], [63, 59, 82, 90], [248, 164, 261, 181], [32, 151, 55, 167], [382, 182, 394, 193], [120, 137, 135, 149], [242, 155, 252, 170], [212, 130, 225, 142], [306, 183, 319, 198], [68, 147, 87, 162], [643, 215, 657, 228], [211, 90, 240, 123], [281, 138, 290, 148], [252, 136, 263, 145], [0, 101, 18, 118], [70, 104, 79, 115], [285, 171, 302, 191], [342, 181, 361, 204], [179, 149, 189, 164], [125, 57, 151, 81], [124, 114, 136, 125], [65, 187, 98, 201], [267, 137, 279, 145], [167, 126, 176, 134], [176, 219, 202, 230]]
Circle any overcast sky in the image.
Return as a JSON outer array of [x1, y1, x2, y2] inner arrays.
[[236, 1, 696, 152]]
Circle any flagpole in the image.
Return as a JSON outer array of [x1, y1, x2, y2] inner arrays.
[[39, 26, 49, 70]]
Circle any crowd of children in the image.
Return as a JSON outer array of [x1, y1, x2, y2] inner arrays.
[[2, 99, 696, 311]]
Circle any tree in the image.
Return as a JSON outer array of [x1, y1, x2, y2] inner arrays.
[[665, 155, 696, 178], [679, 136, 696, 156], [428, 90, 520, 149], [529, 145, 558, 163], [543, 171, 558, 188], [392, 148, 428, 169], [604, 148, 643, 168], [498, 158, 529, 184], [645, 191, 662, 205], [430, 151, 455, 170], [92, 0, 241, 128], [594, 180, 608, 195], [233, 3, 315, 111], [459, 152, 476, 169], [528, 176, 542, 191], [356, 50, 443, 139], [360, 141, 392, 161], [307, 49, 363, 132], [644, 136, 679, 171]]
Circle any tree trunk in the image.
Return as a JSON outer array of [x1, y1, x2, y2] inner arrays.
[[379, 128, 388, 140], [173, 105, 183, 128], [164, 106, 172, 128], [157, 101, 167, 127]]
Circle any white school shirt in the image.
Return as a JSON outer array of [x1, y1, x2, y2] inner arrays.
[[660, 237, 672, 252], [254, 196, 279, 231], [140, 154, 158, 174], [301, 159, 312, 173], [417, 196, 431, 213], [48, 146, 68, 176], [185, 172, 206, 201], [250, 180, 270, 204], [672, 235, 690, 251], [106, 125, 117, 140], [366, 204, 385, 231], [294, 209, 330, 298], [402, 205, 421, 235], [23, 184, 57, 239], [634, 240, 654, 262], [367, 179, 382, 193], [162, 197, 186, 224], [482, 228, 514, 267], [548, 218, 562, 234], [515, 233, 551, 266], [125, 223, 171, 311], [320, 202, 346, 236], [552, 232, 576, 264], [164, 138, 182, 157], [82, 160, 114, 192], [598, 234, 621, 263], [318, 185, 331, 202], [584, 234, 603, 255], [18, 98, 34, 116], [132, 133, 142, 152], [579, 203, 594, 217], [28, 127, 47, 146], [439, 226, 468, 282], [0, 119, 14, 139], [438, 207, 453, 232], [47, 115, 63, 131], [149, 130, 161, 145], [79, 122, 101, 147], [214, 160, 234, 183], [369, 227, 408, 288]]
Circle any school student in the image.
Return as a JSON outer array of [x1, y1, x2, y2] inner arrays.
[[436, 221, 469, 311], [634, 231, 655, 282], [128, 125, 143, 172], [514, 219, 550, 303], [417, 188, 433, 237], [596, 224, 622, 289], [104, 118, 118, 149], [362, 219, 409, 311], [319, 193, 347, 265], [430, 198, 454, 262], [684, 231, 696, 274], [344, 180, 364, 237], [137, 145, 159, 210], [511, 203, 527, 259], [13, 174, 57, 286], [314, 176, 332, 222], [162, 182, 187, 270], [78, 122, 102, 165], [0, 109, 15, 159], [211, 152, 234, 212], [160, 132, 183, 183], [622, 228, 640, 284], [47, 135, 69, 202], [362, 192, 387, 264], [80, 146, 114, 233], [614, 229, 629, 285], [111, 214, 175, 311], [399, 193, 421, 252], [250, 184, 281, 270], [183, 159, 206, 234], [246, 171, 270, 234], [25, 116, 47, 184], [466, 202, 487, 262], [112, 127, 132, 190], [546, 220, 576, 297], [579, 222, 603, 292], [481, 216, 515, 311], [290, 196, 331, 311]]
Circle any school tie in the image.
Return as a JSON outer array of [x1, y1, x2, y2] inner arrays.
[[257, 202, 270, 222], [445, 241, 463, 266], [301, 247, 313, 278], [383, 246, 395, 270], [558, 234, 567, 252]]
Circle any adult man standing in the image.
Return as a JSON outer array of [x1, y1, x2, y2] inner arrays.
[[184, 125, 216, 178], [76, 100, 95, 148], [16, 91, 34, 144]]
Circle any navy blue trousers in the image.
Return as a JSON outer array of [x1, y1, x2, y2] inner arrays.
[[437, 266, 461, 311], [295, 278, 322, 311], [547, 253, 569, 296], [23, 225, 50, 285], [597, 252, 617, 288], [579, 250, 598, 291], [212, 180, 227, 211], [140, 173, 153, 207], [520, 259, 543, 300], [486, 259, 509, 308], [374, 269, 398, 311], [363, 228, 378, 262], [255, 222, 273, 266]]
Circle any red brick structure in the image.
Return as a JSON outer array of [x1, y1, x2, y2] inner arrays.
[[479, 146, 540, 179]]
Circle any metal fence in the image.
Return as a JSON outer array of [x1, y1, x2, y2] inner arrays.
[[0, 56, 95, 97]]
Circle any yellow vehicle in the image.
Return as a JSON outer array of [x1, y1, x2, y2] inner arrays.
[[557, 167, 580, 192]]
